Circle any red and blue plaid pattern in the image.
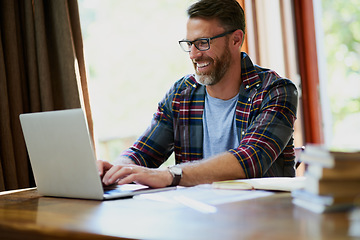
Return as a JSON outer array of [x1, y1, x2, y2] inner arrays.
[[122, 52, 298, 178]]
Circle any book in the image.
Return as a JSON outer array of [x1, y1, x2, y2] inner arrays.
[[292, 188, 359, 213], [300, 144, 360, 168], [349, 219, 360, 237], [292, 189, 357, 206], [304, 175, 360, 197], [292, 144, 360, 214], [292, 197, 353, 213], [349, 207, 360, 221], [306, 163, 360, 180], [212, 177, 306, 192], [349, 207, 360, 237]]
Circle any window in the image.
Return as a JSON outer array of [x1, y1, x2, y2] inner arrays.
[[244, 0, 304, 148], [318, 0, 360, 149], [79, 0, 195, 162], [79, 0, 309, 164]]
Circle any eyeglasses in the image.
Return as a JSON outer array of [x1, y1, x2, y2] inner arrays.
[[178, 29, 237, 52]]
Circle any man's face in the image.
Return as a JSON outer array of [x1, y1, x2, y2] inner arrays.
[[186, 18, 232, 86]]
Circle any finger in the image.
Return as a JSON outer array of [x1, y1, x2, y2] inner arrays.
[[106, 166, 134, 185], [96, 160, 112, 177], [102, 165, 122, 185], [126, 168, 170, 188], [117, 173, 137, 185], [96, 160, 104, 176], [103, 165, 134, 185]]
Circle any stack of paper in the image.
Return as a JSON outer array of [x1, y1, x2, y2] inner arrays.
[[292, 144, 360, 213]]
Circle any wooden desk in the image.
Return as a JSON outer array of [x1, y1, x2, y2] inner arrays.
[[0, 188, 354, 240]]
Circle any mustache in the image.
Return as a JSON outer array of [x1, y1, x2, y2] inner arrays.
[[192, 56, 213, 64]]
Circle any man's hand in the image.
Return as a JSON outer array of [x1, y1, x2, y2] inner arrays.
[[97, 152, 245, 188], [96, 160, 173, 188], [96, 160, 114, 179]]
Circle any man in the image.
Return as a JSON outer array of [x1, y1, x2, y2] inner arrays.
[[97, 0, 298, 188]]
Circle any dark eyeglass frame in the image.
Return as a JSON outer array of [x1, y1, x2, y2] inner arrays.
[[178, 29, 237, 52]]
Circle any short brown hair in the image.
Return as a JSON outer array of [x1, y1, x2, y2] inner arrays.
[[187, 0, 246, 34]]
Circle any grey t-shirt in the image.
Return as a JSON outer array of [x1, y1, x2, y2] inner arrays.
[[202, 90, 240, 159]]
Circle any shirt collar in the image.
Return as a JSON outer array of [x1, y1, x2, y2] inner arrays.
[[241, 52, 262, 91]]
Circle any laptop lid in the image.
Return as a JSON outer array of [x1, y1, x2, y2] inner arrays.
[[20, 108, 105, 200], [20, 108, 176, 200]]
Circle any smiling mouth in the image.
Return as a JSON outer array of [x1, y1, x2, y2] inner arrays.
[[193, 61, 211, 73], [197, 62, 210, 68]]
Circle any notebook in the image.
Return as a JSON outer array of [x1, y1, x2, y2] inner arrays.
[[19, 108, 175, 200]]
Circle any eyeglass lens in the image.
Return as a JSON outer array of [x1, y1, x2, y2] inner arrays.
[[180, 39, 210, 52]]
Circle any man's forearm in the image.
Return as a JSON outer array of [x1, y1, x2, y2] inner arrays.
[[178, 152, 246, 186], [114, 156, 136, 165]]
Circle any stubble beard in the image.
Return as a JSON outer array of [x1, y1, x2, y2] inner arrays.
[[194, 44, 231, 86]]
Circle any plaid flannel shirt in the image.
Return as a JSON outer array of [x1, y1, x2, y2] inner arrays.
[[122, 52, 298, 178]]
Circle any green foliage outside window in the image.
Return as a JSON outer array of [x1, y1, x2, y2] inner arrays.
[[322, 0, 360, 148]]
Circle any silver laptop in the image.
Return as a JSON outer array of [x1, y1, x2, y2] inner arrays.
[[19, 108, 174, 200]]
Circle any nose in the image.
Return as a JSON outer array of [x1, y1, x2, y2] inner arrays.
[[189, 44, 202, 60]]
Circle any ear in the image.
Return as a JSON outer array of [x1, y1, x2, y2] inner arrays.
[[232, 29, 244, 48]]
